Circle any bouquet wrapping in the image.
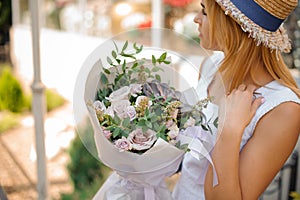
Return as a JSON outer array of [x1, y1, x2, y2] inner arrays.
[[83, 41, 218, 200]]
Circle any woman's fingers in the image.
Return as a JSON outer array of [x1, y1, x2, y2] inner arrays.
[[222, 84, 265, 132]]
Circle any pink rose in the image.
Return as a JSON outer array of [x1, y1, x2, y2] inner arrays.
[[128, 128, 157, 151], [101, 127, 112, 139], [126, 106, 137, 121], [114, 136, 132, 152]]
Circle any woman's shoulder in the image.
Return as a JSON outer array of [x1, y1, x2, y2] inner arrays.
[[257, 80, 300, 107], [241, 80, 300, 148]]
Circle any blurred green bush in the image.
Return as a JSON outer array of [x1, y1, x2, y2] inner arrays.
[[0, 64, 66, 133], [0, 67, 27, 112], [61, 123, 111, 199]]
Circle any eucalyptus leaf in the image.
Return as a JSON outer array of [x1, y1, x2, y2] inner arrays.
[[100, 73, 108, 84], [120, 53, 136, 59], [113, 127, 121, 138], [145, 121, 152, 128], [112, 50, 117, 59], [136, 45, 143, 53], [104, 69, 111, 74], [155, 74, 161, 81], [113, 40, 119, 52], [121, 40, 128, 53], [107, 56, 113, 65], [122, 117, 130, 127], [152, 55, 156, 65], [159, 52, 167, 62]]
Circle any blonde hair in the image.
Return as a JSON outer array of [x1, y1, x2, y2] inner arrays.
[[205, 0, 300, 97]]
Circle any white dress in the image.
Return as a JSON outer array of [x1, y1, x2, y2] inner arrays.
[[172, 52, 300, 200]]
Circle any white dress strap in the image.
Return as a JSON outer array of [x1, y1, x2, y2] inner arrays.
[[241, 80, 300, 149]]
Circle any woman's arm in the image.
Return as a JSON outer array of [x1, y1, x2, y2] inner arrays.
[[204, 85, 300, 199]]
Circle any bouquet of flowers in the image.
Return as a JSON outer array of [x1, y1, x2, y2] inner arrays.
[[85, 41, 217, 200]]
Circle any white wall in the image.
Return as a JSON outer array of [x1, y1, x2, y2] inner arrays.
[[10, 25, 105, 102]]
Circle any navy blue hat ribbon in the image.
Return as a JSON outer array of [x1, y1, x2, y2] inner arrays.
[[231, 0, 284, 32]]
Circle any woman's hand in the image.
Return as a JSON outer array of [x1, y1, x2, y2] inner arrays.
[[218, 84, 265, 136]]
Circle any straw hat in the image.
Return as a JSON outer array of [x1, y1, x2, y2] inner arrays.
[[215, 0, 298, 53]]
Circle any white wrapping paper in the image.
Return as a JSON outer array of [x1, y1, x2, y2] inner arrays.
[[88, 105, 185, 200]]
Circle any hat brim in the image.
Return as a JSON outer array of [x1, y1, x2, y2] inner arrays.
[[215, 0, 292, 53]]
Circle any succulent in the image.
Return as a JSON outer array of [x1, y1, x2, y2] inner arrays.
[[142, 80, 181, 101]]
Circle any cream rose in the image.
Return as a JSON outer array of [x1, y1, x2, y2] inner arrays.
[[107, 86, 130, 102], [130, 84, 143, 97], [128, 128, 157, 151]]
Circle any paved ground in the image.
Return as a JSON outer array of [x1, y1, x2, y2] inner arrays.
[[0, 103, 75, 199]]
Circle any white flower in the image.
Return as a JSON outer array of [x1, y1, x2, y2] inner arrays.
[[128, 128, 157, 151], [130, 84, 142, 97], [167, 124, 179, 139], [114, 136, 132, 152], [126, 106, 137, 121], [135, 96, 152, 107], [107, 86, 130, 102], [93, 100, 106, 112], [105, 106, 115, 117], [183, 116, 196, 128], [112, 100, 131, 119]]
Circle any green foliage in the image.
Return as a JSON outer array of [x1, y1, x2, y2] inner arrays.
[[0, 111, 20, 133], [291, 192, 300, 200], [100, 40, 165, 92], [63, 123, 111, 199], [0, 0, 11, 27], [0, 67, 27, 112], [45, 89, 65, 111], [67, 134, 104, 190]]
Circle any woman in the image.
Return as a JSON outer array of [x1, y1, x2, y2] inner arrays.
[[172, 0, 300, 199]]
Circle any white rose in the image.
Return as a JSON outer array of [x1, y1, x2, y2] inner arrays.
[[105, 106, 114, 117], [93, 100, 106, 112], [107, 86, 130, 102], [130, 84, 142, 97]]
